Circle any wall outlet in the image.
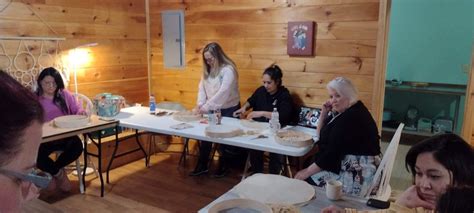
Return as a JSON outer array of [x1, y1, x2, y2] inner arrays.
[[462, 64, 471, 74]]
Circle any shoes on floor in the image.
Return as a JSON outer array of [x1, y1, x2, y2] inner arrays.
[[55, 169, 71, 192], [44, 176, 57, 192], [189, 164, 209, 176], [212, 166, 229, 178]]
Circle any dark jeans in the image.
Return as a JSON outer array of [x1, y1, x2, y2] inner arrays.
[[197, 105, 245, 169], [250, 151, 284, 174], [37, 136, 83, 175]]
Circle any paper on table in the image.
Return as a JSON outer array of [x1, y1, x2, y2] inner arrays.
[[170, 123, 193, 130], [240, 119, 269, 130]]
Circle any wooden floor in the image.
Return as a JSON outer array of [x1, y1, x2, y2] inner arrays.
[[39, 152, 242, 212], [36, 141, 411, 212]]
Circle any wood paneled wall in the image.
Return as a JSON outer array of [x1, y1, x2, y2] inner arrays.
[[1, 0, 148, 104], [4, 0, 389, 123], [149, 0, 387, 123]]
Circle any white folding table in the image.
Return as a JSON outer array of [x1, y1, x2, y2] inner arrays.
[[113, 106, 316, 177]]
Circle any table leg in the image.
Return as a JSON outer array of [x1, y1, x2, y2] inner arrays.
[[284, 156, 293, 178], [107, 129, 149, 182], [98, 134, 104, 197], [178, 138, 189, 167], [82, 133, 88, 193], [241, 153, 251, 181], [133, 130, 149, 167], [147, 134, 155, 167], [106, 127, 120, 184], [83, 132, 105, 197]]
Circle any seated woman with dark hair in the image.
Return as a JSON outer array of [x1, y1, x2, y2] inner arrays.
[[0, 71, 47, 212], [233, 65, 295, 174], [395, 133, 474, 210], [322, 133, 474, 212], [35, 67, 85, 192]]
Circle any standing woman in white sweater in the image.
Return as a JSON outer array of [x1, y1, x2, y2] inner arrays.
[[190, 42, 242, 178]]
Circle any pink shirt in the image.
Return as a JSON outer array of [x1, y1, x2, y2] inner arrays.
[[197, 65, 240, 112], [39, 90, 84, 122]]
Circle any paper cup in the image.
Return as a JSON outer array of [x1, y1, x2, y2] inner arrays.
[[326, 180, 342, 200]]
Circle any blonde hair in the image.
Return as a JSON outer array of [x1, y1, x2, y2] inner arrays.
[[327, 77, 358, 104], [202, 42, 238, 79]]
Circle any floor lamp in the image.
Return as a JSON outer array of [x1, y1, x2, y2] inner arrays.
[[69, 42, 98, 176], [70, 42, 98, 94]]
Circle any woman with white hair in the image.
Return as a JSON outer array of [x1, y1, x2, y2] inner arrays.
[[295, 77, 381, 197]]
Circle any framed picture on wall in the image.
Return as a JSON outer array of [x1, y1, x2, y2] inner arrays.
[[287, 21, 315, 56]]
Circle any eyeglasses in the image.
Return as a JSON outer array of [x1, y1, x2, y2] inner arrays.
[[204, 56, 215, 63], [0, 168, 52, 189], [41, 81, 57, 88]]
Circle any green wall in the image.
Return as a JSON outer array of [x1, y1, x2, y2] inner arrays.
[[386, 0, 473, 85], [384, 0, 473, 135]]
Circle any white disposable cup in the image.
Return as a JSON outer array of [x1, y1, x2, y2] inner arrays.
[[326, 180, 343, 200]]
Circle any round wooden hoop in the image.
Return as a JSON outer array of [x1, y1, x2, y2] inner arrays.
[[13, 51, 37, 73]]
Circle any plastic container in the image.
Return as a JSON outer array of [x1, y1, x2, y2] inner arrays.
[[93, 93, 125, 117], [215, 108, 222, 125], [270, 108, 281, 133], [208, 110, 217, 125], [149, 94, 156, 114]]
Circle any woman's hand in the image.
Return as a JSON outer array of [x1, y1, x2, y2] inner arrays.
[[395, 185, 436, 210], [294, 168, 311, 180], [321, 100, 333, 116], [246, 111, 265, 120], [192, 106, 200, 115], [233, 108, 245, 118], [295, 163, 321, 181], [321, 205, 344, 213]]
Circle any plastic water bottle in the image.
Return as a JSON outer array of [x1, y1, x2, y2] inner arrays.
[[215, 108, 222, 125], [208, 109, 216, 125], [270, 108, 281, 133], [149, 94, 156, 114]]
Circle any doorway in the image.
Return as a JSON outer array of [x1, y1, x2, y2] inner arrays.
[[380, 0, 473, 190]]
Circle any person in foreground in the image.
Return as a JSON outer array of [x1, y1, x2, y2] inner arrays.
[[435, 186, 474, 213], [233, 65, 295, 174], [0, 71, 49, 212], [321, 133, 474, 212], [295, 77, 381, 197], [395, 133, 474, 210], [189, 42, 244, 178], [35, 67, 85, 192]]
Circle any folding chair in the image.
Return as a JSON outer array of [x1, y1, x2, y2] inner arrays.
[[146, 102, 188, 166]]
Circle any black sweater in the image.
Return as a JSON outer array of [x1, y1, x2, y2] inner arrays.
[[247, 86, 294, 127], [314, 101, 381, 174]]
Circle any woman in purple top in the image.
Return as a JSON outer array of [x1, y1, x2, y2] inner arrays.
[[35, 67, 84, 192]]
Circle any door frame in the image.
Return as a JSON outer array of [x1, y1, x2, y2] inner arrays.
[[373, 0, 392, 131], [461, 46, 474, 145]]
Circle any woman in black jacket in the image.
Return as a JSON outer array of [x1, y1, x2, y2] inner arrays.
[[295, 77, 381, 197], [233, 65, 295, 174]]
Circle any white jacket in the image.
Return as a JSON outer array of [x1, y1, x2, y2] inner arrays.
[[197, 65, 240, 112]]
